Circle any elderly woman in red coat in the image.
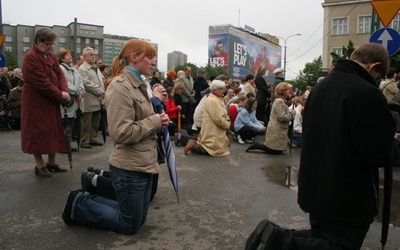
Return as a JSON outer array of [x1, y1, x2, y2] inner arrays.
[[21, 27, 70, 177]]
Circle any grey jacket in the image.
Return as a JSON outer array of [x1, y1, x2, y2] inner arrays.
[[179, 74, 194, 103], [60, 63, 85, 117], [78, 61, 104, 112]]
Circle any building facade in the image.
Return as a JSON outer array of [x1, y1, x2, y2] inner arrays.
[[167, 51, 187, 71], [2, 20, 157, 70], [103, 34, 157, 69], [321, 0, 400, 68], [2, 21, 104, 68]]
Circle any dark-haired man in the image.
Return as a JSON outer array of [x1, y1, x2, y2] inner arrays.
[[247, 43, 395, 249]]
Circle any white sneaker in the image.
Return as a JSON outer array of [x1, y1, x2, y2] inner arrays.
[[237, 135, 245, 144]]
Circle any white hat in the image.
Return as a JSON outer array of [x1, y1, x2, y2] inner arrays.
[[273, 68, 284, 75]]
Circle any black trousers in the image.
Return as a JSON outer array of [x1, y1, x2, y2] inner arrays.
[[282, 214, 370, 250], [237, 125, 259, 141]]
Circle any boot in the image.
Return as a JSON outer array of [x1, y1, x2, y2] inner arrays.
[[246, 142, 263, 152], [184, 139, 196, 155]]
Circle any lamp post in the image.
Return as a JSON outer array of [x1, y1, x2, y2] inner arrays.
[[275, 33, 301, 80]]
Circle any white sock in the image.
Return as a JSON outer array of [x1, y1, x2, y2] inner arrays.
[[91, 175, 98, 187], [99, 170, 104, 176]]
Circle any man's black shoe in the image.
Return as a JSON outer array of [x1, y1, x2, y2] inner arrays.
[[81, 171, 96, 193], [245, 219, 269, 250], [62, 189, 82, 226]]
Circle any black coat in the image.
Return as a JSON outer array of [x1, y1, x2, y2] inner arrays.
[[193, 76, 209, 102], [298, 59, 395, 225], [255, 75, 269, 106], [163, 77, 174, 90]]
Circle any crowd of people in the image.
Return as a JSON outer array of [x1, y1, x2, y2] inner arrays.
[[3, 29, 398, 248]]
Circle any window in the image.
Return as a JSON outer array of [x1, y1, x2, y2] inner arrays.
[[358, 15, 371, 34], [5, 46, 12, 52], [332, 17, 348, 35], [61, 29, 64, 34], [59, 37, 66, 44], [23, 46, 30, 53], [5, 36, 12, 42], [331, 47, 343, 57], [391, 13, 400, 32], [77, 37, 81, 44], [94, 48, 99, 55], [77, 47, 81, 53], [85, 38, 90, 44], [59, 47, 66, 51], [94, 39, 99, 45], [23, 36, 30, 43]]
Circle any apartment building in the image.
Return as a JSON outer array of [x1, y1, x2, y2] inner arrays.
[[322, 0, 400, 68], [167, 51, 187, 71], [2, 19, 157, 69]]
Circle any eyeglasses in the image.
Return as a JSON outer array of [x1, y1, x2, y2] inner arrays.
[[43, 41, 55, 47]]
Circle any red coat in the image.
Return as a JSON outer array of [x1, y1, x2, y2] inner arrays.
[[21, 46, 68, 154], [165, 98, 180, 119]]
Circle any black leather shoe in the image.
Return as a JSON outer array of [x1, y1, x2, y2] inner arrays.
[[35, 166, 52, 177], [259, 220, 284, 249], [89, 141, 103, 146], [81, 171, 96, 193], [46, 163, 68, 172], [246, 142, 260, 152], [62, 189, 82, 226], [87, 166, 102, 175], [245, 219, 269, 250], [80, 144, 92, 149], [174, 133, 181, 147]]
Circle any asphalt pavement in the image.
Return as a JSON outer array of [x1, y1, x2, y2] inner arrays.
[[0, 130, 399, 250]]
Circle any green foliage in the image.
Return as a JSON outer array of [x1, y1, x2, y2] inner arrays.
[[389, 50, 400, 72], [330, 40, 355, 65], [4, 51, 18, 70], [174, 63, 231, 81], [293, 56, 322, 91], [175, 63, 198, 79], [204, 64, 231, 80]]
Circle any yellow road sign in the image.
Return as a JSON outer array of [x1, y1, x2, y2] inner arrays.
[[371, 0, 400, 27], [0, 35, 5, 47]]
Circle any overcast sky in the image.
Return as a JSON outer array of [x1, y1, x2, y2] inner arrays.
[[2, 0, 324, 80]]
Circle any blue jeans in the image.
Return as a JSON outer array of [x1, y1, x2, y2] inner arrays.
[[292, 132, 302, 146], [72, 164, 153, 234]]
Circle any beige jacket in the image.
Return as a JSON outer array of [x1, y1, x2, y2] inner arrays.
[[105, 69, 162, 173], [197, 94, 231, 156], [179, 74, 194, 102], [78, 61, 104, 112], [243, 82, 256, 96], [265, 98, 295, 151], [381, 79, 398, 102]]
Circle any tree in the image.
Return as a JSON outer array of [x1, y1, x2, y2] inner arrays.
[[4, 51, 18, 70], [293, 56, 322, 91], [204, 64, 231, 80], [175, 63, 198, 79], [330, 40, 355, 65], [389, 50, 400, 72], [174, 63, 232, 81]]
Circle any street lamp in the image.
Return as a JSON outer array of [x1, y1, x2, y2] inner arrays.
[[275, 33, 301, 80]]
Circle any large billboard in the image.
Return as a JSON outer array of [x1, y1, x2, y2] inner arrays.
[[209, 33, 281, 83]]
